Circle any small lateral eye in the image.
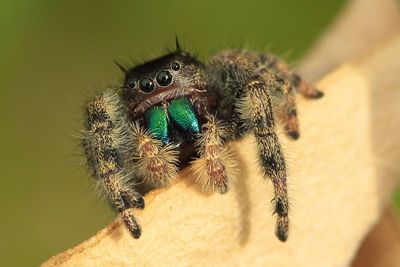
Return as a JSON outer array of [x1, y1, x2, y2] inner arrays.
[[171, 62, 180, 71], [156, 70, 173, 87], [127, 78, 137, 89], [139, 77, 156, 93]]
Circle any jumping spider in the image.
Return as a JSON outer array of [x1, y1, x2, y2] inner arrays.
[[82, 39, 322, 242]]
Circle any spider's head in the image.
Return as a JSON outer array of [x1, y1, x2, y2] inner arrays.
[[121, 41, 206, 117]]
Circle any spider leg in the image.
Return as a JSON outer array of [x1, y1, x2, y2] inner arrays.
[[261, 70, 300, 139], [191, 114, 236, 194], [260, 52, 323, 99], [236, 77, 289, 242], [129, 122, 179, 188], [82, 90, 143, 238], [208, 50, 322, 242], [291, 73, 323, 99]]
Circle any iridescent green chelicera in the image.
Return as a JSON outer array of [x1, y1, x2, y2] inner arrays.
[[168, 98, 200, 134], [145, 106, 169, 144], [145, 97, 200, 144]]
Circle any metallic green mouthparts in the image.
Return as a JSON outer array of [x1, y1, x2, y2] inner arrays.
[[145, 97, 200, 144]]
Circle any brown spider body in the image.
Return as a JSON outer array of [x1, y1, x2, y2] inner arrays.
[[82, 40, 322, 242]]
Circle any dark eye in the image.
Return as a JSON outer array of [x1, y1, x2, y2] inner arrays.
[[139, 78, 155, 93], [171, 62, 180, 71], [127, 78, 137, 89], [156, 70, 173, 87]]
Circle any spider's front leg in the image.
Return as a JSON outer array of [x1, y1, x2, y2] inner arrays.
[[236, 77, 289, 242], [82, 90, 144, 238], [129, 122, 179, 188], [191, 114, 236, 194]]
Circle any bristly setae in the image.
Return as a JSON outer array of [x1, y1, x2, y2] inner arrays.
[[82, 38, 323, 242]]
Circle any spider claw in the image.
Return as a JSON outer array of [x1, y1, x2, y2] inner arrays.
[[218, 183, 229, 194], [134, 196, 145, 210], [287, 130, 300, 140], [275, 216, 289, 242], [131, 227, 142, 239], [275, 225, 288, 242], [309, 89, 324, 99]]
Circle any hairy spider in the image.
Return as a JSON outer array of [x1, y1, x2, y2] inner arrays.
[[82, 39, 322, 242]]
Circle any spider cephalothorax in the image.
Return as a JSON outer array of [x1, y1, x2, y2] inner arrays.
[[121, 49, 213, 145], [82, 39, 322, 242]]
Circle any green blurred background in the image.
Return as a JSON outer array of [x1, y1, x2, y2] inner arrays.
[[2, 1, 400, 266]]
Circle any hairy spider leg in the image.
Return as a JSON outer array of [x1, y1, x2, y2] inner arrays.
[[235, 77, 289, 242], [260, 52, 323, 99], [208, 51, 301, 139], [82, 91, 144, 238], [260, 70, 300, 139], [191, 114, 237, 194], [129, 122, 179, 188]]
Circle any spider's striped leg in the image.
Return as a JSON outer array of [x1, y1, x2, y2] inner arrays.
[[129, 122, 179, 188], [261, 70, 300, 139], [82, 91, 143, 238], [290, 73, 323, 98], [260, 52, 323, 99], [236, 77, 289, 242], [191, 114, 236, 194]]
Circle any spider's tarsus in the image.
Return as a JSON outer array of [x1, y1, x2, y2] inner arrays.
[[276, 224, 288, 242], [131, 228, 142, 239], [313, 90, 324, 99], [121, 210, 142, 239], [275, 199, 289, 242], [287, 130, 300, 140], [218, 183, 229, 194], [134, 196, 145, 210]]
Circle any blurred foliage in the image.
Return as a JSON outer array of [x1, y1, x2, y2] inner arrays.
[[8, 0, 400, 266]]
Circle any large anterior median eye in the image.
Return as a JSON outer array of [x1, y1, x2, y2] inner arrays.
[[139, 77, 155, 93], [156, 70, 173, 87]]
